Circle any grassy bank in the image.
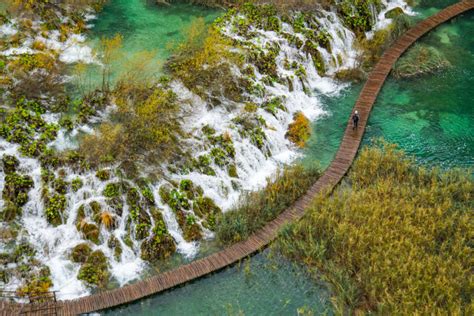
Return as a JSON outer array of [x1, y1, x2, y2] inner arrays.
[[216, 164, 320, 245], [277, 141, 473, 314]]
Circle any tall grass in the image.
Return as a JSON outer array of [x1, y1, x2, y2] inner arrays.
[[277, 141, 473, 314], [216, 164, 320, 245]]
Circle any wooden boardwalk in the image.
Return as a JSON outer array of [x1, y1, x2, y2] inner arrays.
[[1, 1, 473, 315]]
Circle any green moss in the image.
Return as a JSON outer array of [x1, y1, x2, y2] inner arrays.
[[52, 177, 68, 194], [193, 155, 216, 176], [177, 211, 202, 242], [140, 186, 155, 205], [107, 235, 122, 261], [263, 97, 286, 116], [2, 155, 19, 174], [103, 182, 120, 198], [77, 250, 109, 288], [244, 102, 258, 113], [228, 164, 238, 178], [140, 212, 176, 262], [71, 178, 83, 192], [2, 173, 34, 207], [70, 243, 92, 263], [179, 179, 203, 200], [385, 7, 404, 19], [202, 125, 216, 137], [45, 194, 66, 226], [303, 40, 325, 76], [0, 201, 21, 222], [210, 147, 227, 167], [135, 223, 151, 240], [78, 222, 100, 244], [194, 196, 222, 231], [95, 169, 111, 181]]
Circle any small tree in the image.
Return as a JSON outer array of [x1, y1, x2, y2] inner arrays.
[[98, 34, 123, 93]]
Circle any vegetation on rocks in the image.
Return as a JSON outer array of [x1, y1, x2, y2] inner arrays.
[[77, 250, 110, 289], [140, 212, 176, 262], [286, 112, 311, 148], [394, 44, 451, 78], [216, 164, 320, 245], [277, 142, 473, 314]]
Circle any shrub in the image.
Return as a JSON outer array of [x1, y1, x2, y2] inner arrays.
[[286, 112, 311, 148], [277, 141, 473, 314], [216, 164, 320, 245], [80, 87, 181, 166]]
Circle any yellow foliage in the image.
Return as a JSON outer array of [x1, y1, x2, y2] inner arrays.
[[99, 211, 115, 230], [286, 111, 311, 148], [80, 87, 180, 165], [278, 141, 473, 314]]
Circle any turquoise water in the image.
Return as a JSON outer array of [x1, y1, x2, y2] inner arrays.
[[101, 4, 472, 316], [102, 251, 332, 315], [75, 0, 220, 91], [305, 10, 473, 170]]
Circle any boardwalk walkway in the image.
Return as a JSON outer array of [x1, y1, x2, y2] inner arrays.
[[1, 1, 473, 315]]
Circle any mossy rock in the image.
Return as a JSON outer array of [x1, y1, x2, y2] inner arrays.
[[135, 223, 151, 240], [107, 236, 122, 261], [52, 177, 68, 194], [70, 243, 92, 263], [106, 196, 123, 216], [77, 250, 110, 289], [76, 204, 86, 225], [71, 178, 83, 192], [79, 222, 100, 244], [17, 267, 53, 298], [44, 194, 66, 226], [179, 179, 203, 200], [176, 211, 202, 241], [89, 201, 101, 219], [194, 196, 222, 231], [228, 165, 238, 178], [2, 155, 19, 174], [126, 187, 141, 207], [103, 182, 120, 198], [0, 201, 21, 221], [140, 233, 176, 262], [95, 169, 111, 181], [385, 7, 404, 19], [2, 173, 34, 207]]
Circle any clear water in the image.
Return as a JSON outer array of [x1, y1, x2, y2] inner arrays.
[[102, 251, 333, 316], [305, 10, 473, 170], [76, 0, 220, 91], [99, 4, 472, 316]]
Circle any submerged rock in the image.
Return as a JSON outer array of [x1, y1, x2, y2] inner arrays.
[[393, 44, 451, 78]]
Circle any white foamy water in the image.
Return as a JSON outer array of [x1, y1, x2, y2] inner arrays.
[[0, 0, 408, 299]]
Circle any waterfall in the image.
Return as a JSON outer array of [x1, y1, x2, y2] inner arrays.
[[0, 0, 411, 299]]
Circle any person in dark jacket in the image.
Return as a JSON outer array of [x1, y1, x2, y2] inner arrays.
[[352, 110, 360, 130]]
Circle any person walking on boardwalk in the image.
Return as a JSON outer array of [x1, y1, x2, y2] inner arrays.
[[352, 110, 360, 130]]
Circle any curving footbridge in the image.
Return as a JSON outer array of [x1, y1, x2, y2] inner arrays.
[[1, 1, 473, 315]]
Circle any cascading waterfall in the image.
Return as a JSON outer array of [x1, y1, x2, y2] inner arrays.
[[0, 0, 411, 299]]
